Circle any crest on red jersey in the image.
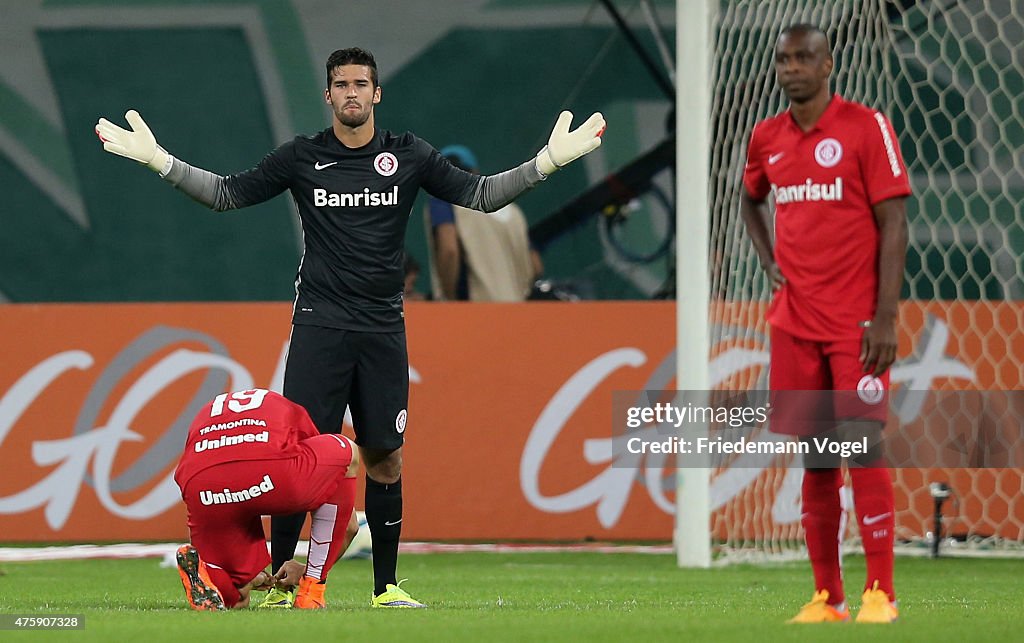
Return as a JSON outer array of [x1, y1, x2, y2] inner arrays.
[[814, 138, 843, 168]]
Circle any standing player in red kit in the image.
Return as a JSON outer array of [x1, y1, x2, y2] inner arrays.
[[741, 24, 910, 624], [173, 389, 359, 610]]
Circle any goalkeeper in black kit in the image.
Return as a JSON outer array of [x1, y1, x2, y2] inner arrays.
[[96, 47, 605, 609]]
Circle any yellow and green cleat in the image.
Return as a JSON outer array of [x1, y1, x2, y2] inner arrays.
[[258, 586, 295, 609], [370, 579, 427, 608]]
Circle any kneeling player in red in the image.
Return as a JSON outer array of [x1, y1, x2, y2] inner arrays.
[[173, 388, 359, 610]]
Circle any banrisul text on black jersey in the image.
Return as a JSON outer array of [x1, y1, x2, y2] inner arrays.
[[313, 186, 399, 207]]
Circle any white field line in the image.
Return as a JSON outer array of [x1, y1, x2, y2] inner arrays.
[[0, 542, 673, 563]]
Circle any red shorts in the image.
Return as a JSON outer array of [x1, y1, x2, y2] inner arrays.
[[769, 325, 889, 435], [180, 434, 353, 595]]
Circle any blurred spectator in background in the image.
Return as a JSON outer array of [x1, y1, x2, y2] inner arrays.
[[424, 145, 543, 301]]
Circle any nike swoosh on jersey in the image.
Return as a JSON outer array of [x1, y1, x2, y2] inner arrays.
[[314, 161, 338, 170], [862, 512, 892, 525], [768, 152, 785, 165]]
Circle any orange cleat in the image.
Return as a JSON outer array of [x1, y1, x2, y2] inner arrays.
[[175, 545, 226, 611], [856, 581, 899, 623], [295, 576, 327, 609], [787, 589, 850, 623]]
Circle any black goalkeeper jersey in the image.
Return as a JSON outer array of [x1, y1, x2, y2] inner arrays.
[[220, 128, 487, 332]]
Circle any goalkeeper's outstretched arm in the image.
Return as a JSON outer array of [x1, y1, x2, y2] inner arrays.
[[95, 110, 264, 212], [534, 110, 605, 177], [428, 110, 606, 214], [97, 109, 606, 214]]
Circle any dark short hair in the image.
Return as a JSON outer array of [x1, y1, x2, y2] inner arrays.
[[779, 23, 831, 50], [325, 47, 378, 87]]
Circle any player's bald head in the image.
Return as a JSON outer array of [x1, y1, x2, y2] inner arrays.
[[777, 24, 831, 58], [774, 23, 834, 103]]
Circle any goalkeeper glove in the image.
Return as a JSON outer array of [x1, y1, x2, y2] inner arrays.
[[535, 110, 606, 176], [95, 110, 172, 176]]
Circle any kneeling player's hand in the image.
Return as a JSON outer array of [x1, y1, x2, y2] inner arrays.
[[95, 109, 171, 174], [250, 570, 274, 591], [535, 111, 606, 176], [271, 559, 306, 587]]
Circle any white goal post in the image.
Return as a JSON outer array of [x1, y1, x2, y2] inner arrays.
[[674, 0, 714, 568]]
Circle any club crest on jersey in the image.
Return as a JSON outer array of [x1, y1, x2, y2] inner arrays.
[[814, 138, 843, 168], [857, 375, 885, 405], [374, 152, 398, 176]]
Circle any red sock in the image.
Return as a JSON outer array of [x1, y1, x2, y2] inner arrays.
[[203, 563, 242, 607], [304, 476, 357, 582], [850, 467, 895, 601], [801, 468, 845, 605]]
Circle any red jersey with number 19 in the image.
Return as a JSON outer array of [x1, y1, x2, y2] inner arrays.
[[173, 389, 319, 489], [743, 95, 911, 341]]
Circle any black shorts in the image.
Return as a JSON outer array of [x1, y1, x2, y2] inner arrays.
[[283, 324, 408, 450]]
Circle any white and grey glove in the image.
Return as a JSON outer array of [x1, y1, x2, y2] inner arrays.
[[95, 110, 172, 176], [535, 110, 606, 176]]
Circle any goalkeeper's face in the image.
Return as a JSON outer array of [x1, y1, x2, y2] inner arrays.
[[325, 64, 381, 128], [774, 31, 833, 103]]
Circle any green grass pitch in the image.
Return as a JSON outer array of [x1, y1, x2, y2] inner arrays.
[[0, 552, 1021, 641]]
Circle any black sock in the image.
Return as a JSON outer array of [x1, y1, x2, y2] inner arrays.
[[365, 476, 402, 596], [270, 511, 307, 577]]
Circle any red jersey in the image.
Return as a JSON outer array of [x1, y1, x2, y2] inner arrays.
[[743, 95, 911, 340], [173, 389, 319, 489]]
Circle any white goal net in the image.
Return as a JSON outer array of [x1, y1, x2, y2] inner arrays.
[[693, 0, 1024, 562]]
